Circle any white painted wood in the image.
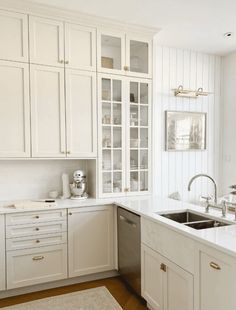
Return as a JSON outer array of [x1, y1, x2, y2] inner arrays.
[[6, 209, 67, 226], [29, 16, 64, 67], [0, 60, 30, 158], [153, 45, 221, 202], [126, 34, 152, 79], [0, 215, 5, 291], [7, 244, 67, 289], [6, 232, 67, 251], [141, 244, 164, 310], [199, 247, 236, 310], [65, 23, 96, 71], [68, 205, 115, 277], [164, 256, 193, 310], [0, 10, 28, 62], [30, 64, 66, 158], [65, 69, 97, 158], [6, 222, 67, 239], [97, 28, 126, 75]]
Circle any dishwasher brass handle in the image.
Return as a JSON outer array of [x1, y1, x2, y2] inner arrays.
[[210, 262, 221, 270], [119, 215, 137, 228], [32, 255, 44, 261]]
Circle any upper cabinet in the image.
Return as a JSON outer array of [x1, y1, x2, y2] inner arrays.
[[65, 23, 96, 71], [97, 29, 152, 78], [0, 10, 28, 62], [29, 16, 64, 67], [0, 61, 30, 158], [30, 16, 96, 71]]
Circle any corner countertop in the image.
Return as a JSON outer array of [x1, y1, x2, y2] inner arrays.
[[1, 195, 236, 258]]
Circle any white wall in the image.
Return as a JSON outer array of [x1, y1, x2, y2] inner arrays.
[[0, 160, 95, 201], [153, 43, 222, 202], [221, 52, 236, 194]]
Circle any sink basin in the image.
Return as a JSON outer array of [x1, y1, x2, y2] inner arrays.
[[159, 211, 230, 230], [160, 211, 211, 223]]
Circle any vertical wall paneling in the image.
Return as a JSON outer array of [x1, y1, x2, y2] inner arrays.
[[153, 42, 221, 202]]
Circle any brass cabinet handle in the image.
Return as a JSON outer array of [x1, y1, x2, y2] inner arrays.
[[210, 262, 221, 270], [160, 263, 167, 272], [36, 240, 40, 243], [124, 65, 129, 71], [65, 61, 69, 64], [67, 151, 71, 154], [69, 212, 72, 216], [35, 215, 39, 219], [35, 227, 39, 231], [32, 255, 44, 261], [59, 60, 64, 64]]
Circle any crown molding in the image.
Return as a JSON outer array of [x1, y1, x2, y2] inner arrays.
[[0, 0, 160, 36]]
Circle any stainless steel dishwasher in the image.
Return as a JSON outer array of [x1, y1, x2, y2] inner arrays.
[[117, 207, 141, 295]]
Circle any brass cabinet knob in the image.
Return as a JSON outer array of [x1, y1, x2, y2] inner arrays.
[[65, 61, 69, 64], [36, 240, 40, 243], [59, 60, 64, 64], [210, 262, 221, 270], [69, 212, 72, 216], [160, 263, 167, 272], [35, 227, 40, 231], [124, 65, 129, 71], [35, 215, 39, 219]]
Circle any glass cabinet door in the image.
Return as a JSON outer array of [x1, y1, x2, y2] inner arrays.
[[128, 79, 150, 193], [98, 31, 125, 74], [99, 75, 124, 195]]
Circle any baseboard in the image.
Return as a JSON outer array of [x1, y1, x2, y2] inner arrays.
[[0, 270, 119, 299]]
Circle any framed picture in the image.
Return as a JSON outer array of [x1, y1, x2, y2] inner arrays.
[[165, 111, 206, 151]]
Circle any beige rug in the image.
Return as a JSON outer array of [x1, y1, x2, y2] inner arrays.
[[1, 287, 123, 310]]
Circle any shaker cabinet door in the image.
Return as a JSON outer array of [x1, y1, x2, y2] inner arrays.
[[65, 69, 97, 157], [29, 16, 64, 67], [0, 61, 30, 157], [0, 215, 5, 291], [0, 10, 28, 62], [30, 65, 66, 157]]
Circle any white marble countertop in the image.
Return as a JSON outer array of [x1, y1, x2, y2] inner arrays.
[[1, 195, 236, 258]]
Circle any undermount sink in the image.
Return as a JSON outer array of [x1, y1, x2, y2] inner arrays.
[[159, 211, 230, 230]]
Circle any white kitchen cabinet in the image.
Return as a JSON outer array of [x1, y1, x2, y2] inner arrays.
[[68, 205, 115, 277], [65, 70, 97, 157], [97, 29, 152, 78], [98, 74, 151, 196], [0, 10, 28, 62], [30, 64, 66, 157], [0, 60, 30, 158], [142, 244, 194, 310], [199, 247, 236, 310], [65, 23, 96, 71], [29, 16, 64, 67], [0, 215, 5, 291]]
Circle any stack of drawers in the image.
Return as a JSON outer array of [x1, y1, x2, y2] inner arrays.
[[6, 209, 68, 289]]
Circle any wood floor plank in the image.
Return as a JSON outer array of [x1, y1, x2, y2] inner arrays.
[[0, 277, 149, 310]]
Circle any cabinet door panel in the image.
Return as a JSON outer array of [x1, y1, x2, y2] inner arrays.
[[30, 65, 66, 157], [141, 244, 164, 310], [0, 61, 30, 157], [68, 206, 114, 277], [0, 10, 28, 62], [65, 23, 96, 71], [66, 70, 96, 157], [0, 216, 5, 291], [29, 16, 64, 67]]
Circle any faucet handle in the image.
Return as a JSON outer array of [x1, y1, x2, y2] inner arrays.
[[200, 195, 212, 203]]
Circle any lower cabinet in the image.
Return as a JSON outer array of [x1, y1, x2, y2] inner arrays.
[[0, 215, 5, 291], [141, 244, 194, 310], [199, 247, 236, 310], [68, 205, 115, 277], [7, 244, 67, 289]]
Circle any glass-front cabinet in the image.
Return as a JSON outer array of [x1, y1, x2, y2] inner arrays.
[[97, 30, 152, 78], [98, 74, 151, 197]]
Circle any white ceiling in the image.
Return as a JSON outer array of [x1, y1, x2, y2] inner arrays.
[[27, 0, 236, 55]]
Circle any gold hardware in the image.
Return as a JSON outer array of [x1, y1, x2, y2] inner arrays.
[[160, 263, 167, 272], [69, 212, 72, 216], [32, 255, 44, 261], [210, 262, 221, 270], [65, 61, 69, 64], [124, 65, 129, 71], [124, 188, 130, 192], [59, 60, 64, 64], [61, 151, 65, 154], [35, 227, 39, 231], [35, 215, 39, 219], [67, 151, 71, 154], [36, 240, 40, 243]]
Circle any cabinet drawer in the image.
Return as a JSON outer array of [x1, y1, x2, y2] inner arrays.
[[7, 244, 68, 289], [6, 209, 67, 226], [6, 232, 67, 251], [6, 221, 67, 238], [141, 218, 195, 274]]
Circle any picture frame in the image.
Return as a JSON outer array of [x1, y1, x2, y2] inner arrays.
[[165, 111, 206, 151]]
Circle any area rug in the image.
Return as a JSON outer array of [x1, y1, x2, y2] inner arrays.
[[1, 287, 123, 310]]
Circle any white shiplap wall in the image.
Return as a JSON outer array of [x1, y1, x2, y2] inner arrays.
[[153, 44, 222, 202]]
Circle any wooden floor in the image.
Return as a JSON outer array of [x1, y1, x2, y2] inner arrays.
[[0, 277, 149, 309]]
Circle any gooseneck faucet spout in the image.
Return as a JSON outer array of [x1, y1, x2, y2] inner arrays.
[[188, 174, 218, 205]]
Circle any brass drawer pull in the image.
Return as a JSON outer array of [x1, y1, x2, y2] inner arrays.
[[35, 227, 40, 231], [210, 262, 221, 270], [35, 215, 39, 219], [160, 263, 167, 272], [32, 255, 44, 261], [36, 240, 40, 243]]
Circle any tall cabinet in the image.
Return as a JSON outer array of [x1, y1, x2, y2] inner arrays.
[[97, 29, 152, 196]]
